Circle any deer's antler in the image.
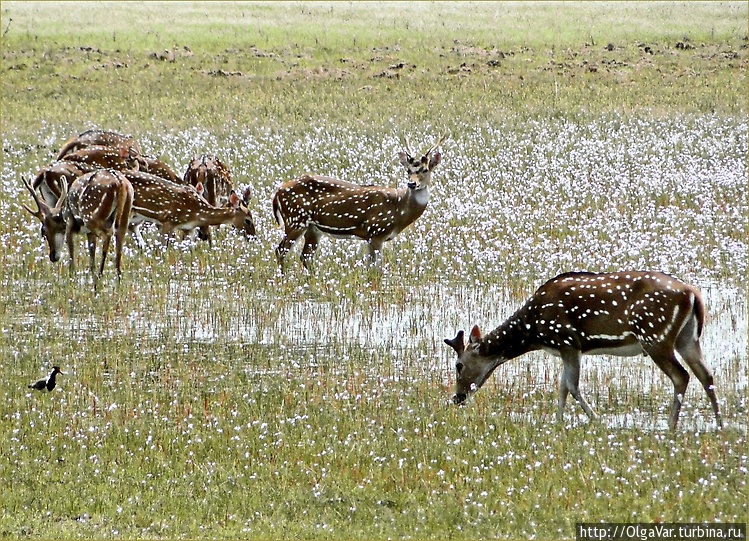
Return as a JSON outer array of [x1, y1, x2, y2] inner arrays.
[[21, 176, 46, 218], [401, 134, 416, 158], [426, 133, 449, 156]]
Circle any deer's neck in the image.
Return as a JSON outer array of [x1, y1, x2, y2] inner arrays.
[[393, 185, 430, 224], [482, 304, 537, 361], [407, 185, 430, 207], [187, 204, 235, 227]]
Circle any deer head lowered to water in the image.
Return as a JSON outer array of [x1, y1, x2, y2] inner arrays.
[[271, 134, 446, 271], [123, 169, 255, 240], [23, 169, 134, 289], [444, 271, 722, 430]]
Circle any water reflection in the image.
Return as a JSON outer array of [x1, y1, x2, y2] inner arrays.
[[118, 280, 747, 385]]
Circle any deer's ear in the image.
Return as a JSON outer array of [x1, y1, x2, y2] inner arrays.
[[444, 330, 465, 356], [469, 325, 482, 343], [229, 191, 240, 207], [398, 152, 410, 168], [429, 152, 441, 170]]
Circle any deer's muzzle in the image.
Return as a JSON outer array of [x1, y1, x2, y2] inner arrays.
[[452, 393, 467, 405]]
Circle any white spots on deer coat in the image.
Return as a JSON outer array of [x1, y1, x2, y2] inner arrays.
[[487, 271, 705, 359], [271, 138, 445, 268]]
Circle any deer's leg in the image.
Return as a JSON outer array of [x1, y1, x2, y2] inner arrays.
[[65, 222, 77, 276], [197, 225, 212, 246], [558, 369, 571, 423], [301, 227, 322, 271], [113, 195, 131, 279], [367, 238, 385, 266], [160, 223, 178, 245], [114, 226, 128, 280], [647, 346, 690, 430], [130, 222, 146, 250], [560, 349, 598, 422], [676, 336, 722, 428], [276, 229, 303, 270], [97, 233, 111, 278]]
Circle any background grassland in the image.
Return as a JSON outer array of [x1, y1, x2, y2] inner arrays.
[[1, 2, 747, 540], [2, 1, 747, 134]]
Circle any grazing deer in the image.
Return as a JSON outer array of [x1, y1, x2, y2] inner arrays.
[[56, 129, 142, 160], [272, 135, 445, 270], [184, 154, 234, 206], [23, 177, 68, 264], [183, 154, 236, 242], [444, 271, 722, 430], [31, 161, 151, 247], [122, 170, 255, 239], [63, 145, 141, 171], [22, 169, 134, 289], [62, 143, 180, 184]]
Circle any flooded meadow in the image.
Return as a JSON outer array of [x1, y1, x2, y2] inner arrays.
[[3, 0, 747, 535], [1, 111, 747, 537]]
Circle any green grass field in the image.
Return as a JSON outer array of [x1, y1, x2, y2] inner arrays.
[[1, 2, 747, 539]]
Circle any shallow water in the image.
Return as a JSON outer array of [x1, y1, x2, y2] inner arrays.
[[60, 278, 746, 373], [40, 277, 745, 433]]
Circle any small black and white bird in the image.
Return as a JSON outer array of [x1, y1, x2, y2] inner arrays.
[[28, 366, 64, 392]]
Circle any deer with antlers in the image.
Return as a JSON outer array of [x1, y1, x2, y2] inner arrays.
[[272, 134, 446, 270], [444, 271, 722, 430], [28, 165, 252, 246], [22, 169, 134, 289]]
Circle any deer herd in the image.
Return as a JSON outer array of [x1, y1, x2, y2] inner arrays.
[[21, 129, 723, 429]]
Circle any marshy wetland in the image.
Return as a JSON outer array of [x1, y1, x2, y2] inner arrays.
[[1, 2, 747, 539]]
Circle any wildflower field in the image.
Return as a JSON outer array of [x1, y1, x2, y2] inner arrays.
[[1, 2, 747, 539]]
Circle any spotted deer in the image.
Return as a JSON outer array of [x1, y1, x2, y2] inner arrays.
[[444, 271, 722, 430], [272, 135, 446, 270], [31, 162, 153, 247], [122, 170, 255, 240], [22, 169, 134, 289], [183, 154, 236, 243], [61, 144, 180, 183], [56, 129, 142, 160], [63, 145, 141, 171]]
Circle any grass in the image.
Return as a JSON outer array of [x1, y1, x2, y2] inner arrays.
[[2, 2, 747, 133], [1, 2, 747, 539]]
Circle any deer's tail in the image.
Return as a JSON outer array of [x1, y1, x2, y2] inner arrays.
[[272, 193, 284, 229], [692, 288, 706, 339]]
